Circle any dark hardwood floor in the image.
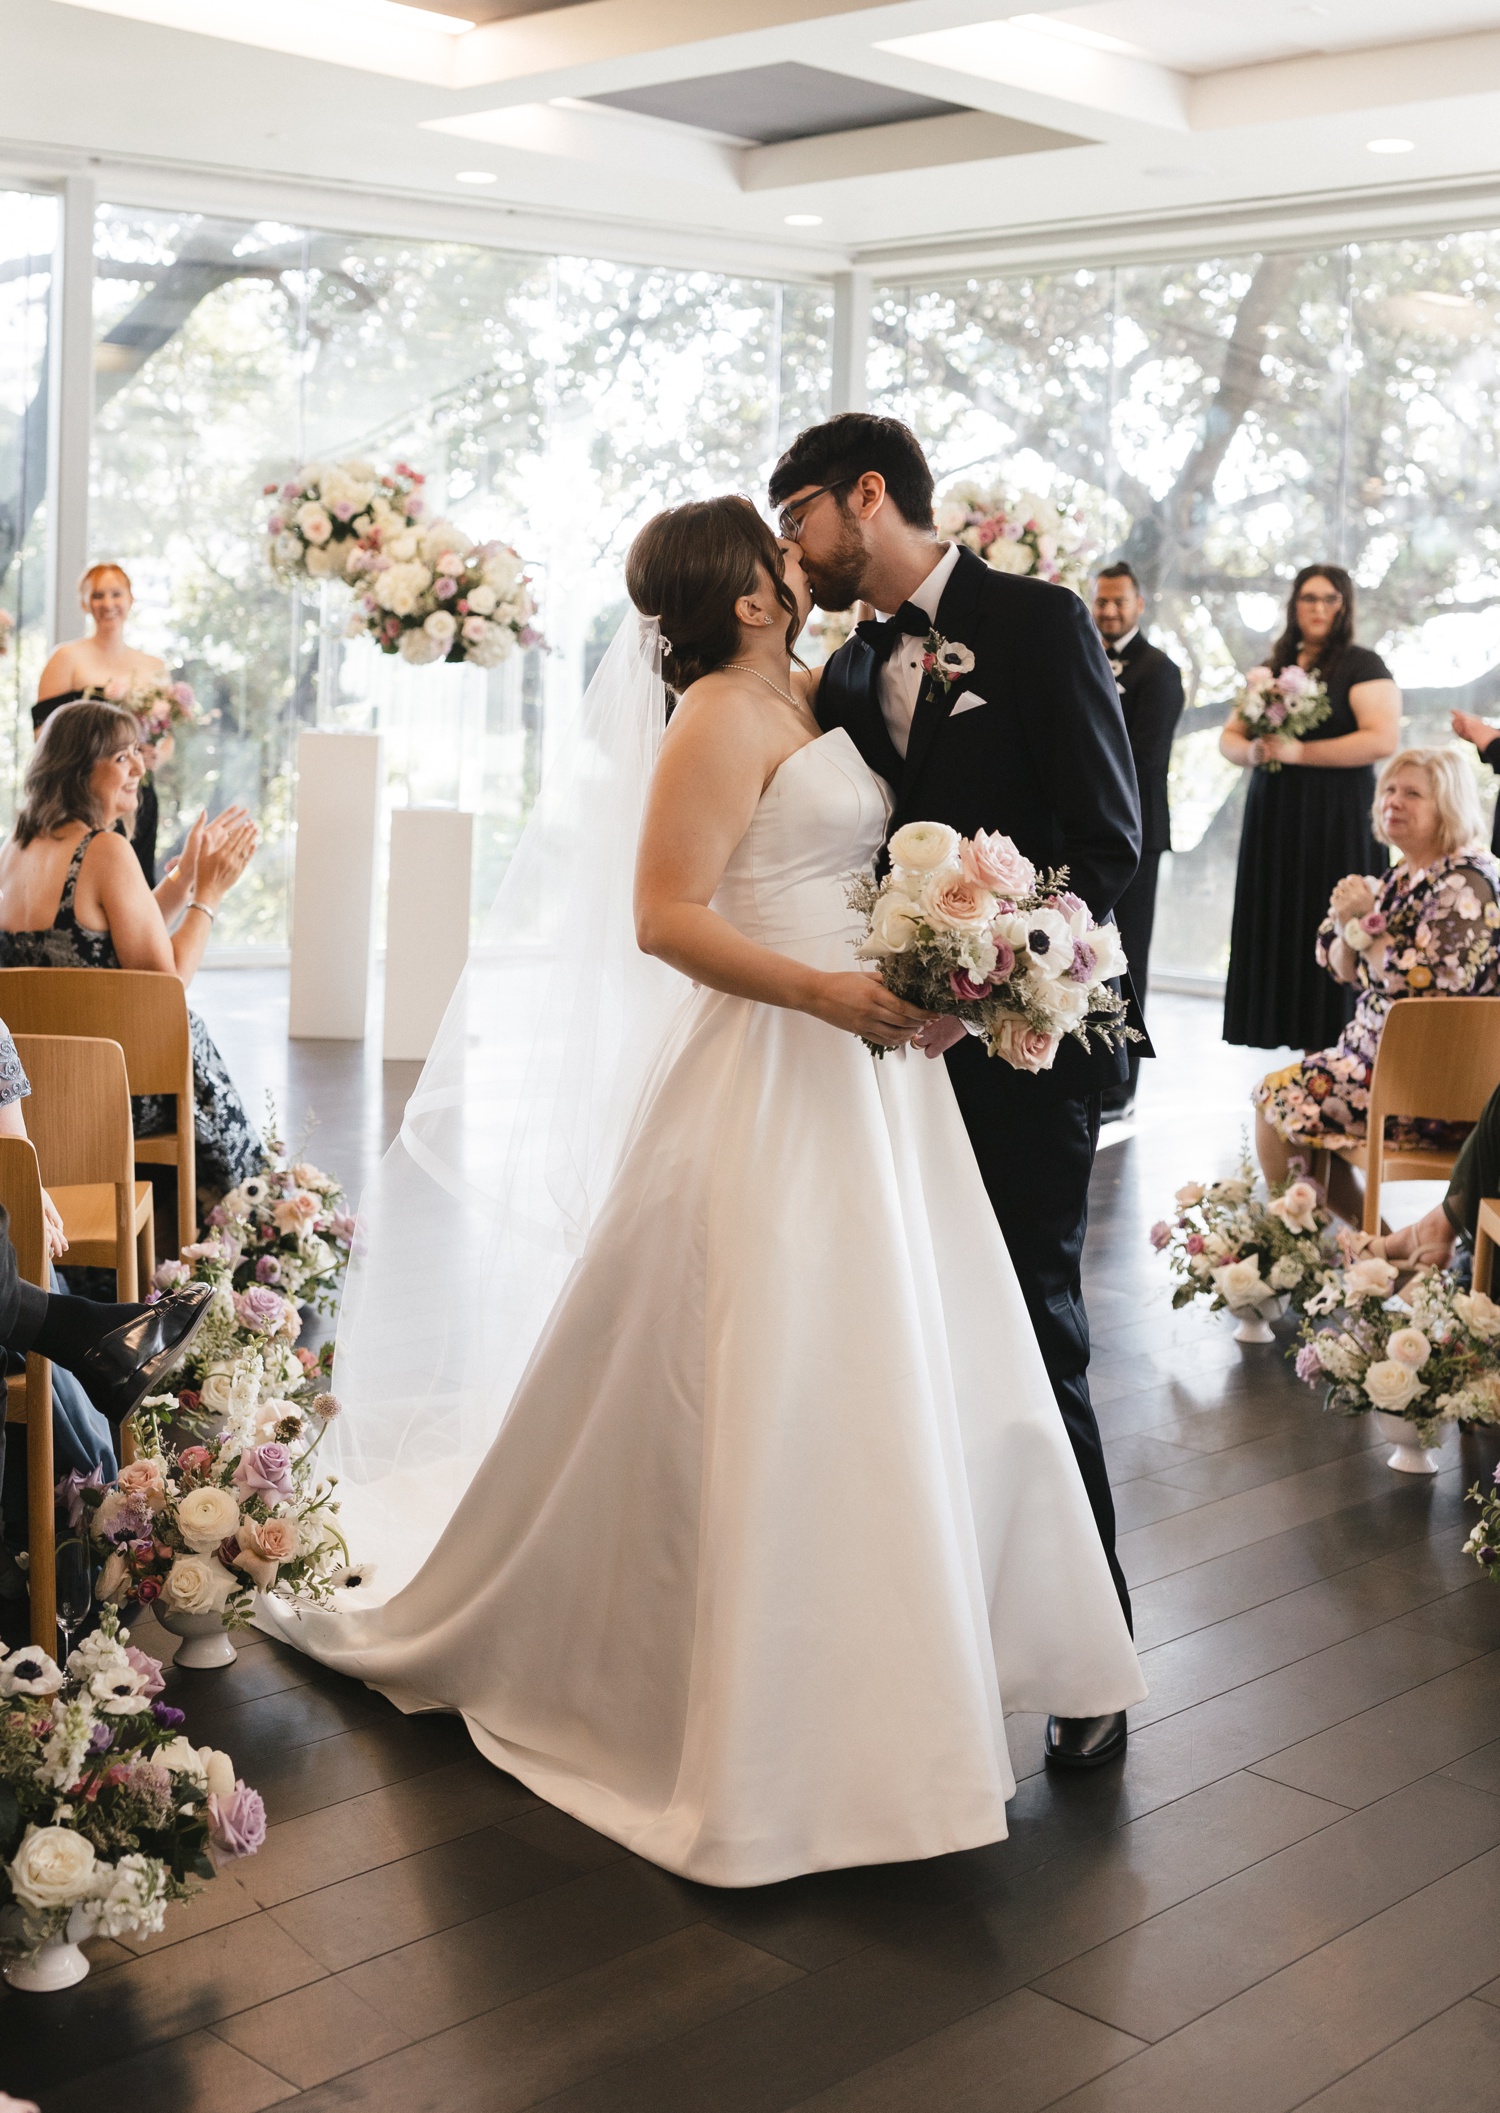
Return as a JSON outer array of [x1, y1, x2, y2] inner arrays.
[[5, 984, 1500, 2111]]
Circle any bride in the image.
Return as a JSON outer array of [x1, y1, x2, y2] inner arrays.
[[265, 495, 1144, 1888]]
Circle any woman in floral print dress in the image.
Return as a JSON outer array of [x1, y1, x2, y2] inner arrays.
[[1255, 748, 1500, 1224]]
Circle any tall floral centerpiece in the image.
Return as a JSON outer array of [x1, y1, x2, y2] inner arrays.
[[935, 479, 1098, 595], [346, 518, 542, 669], [265, 460, 425, 587], [0, 1610, 263, 1989]]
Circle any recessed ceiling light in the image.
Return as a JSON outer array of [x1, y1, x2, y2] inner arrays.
[[455, 170, 497, 184], [784, 213, 823, 227], [1367, 138, 1415, 154]]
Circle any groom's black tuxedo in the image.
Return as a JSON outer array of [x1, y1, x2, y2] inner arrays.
[[817, 546, 1142, 1623]]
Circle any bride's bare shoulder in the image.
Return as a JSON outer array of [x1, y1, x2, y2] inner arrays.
[[663, 672, 778, 761]]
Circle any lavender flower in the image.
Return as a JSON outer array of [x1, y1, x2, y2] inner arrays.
[[255, 1255, 282, 1285], [55, 1464, 105, 1530], [151, 1701, 186, 1729], [208, 1782, 267, 1859], [1295, 1344, 1324, 1384]]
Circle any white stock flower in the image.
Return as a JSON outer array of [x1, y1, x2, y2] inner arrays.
[[7, 1827, 98, 1912], [89, 1853, 168, 1941], [39, 1700, 94, 1791], [1269, 1255, 1304, 1290], [1212, 1255, 1267, 1309], [66, 1632, 128, 1683], [888, 821, 959, 874], [176, 1485, 242, 1554], [1386, 1326, 1431, 1370], [1364, 1358, 1423, 1414]]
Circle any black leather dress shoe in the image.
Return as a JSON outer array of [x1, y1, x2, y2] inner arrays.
[[1044, 1711, 1128, 1769], [70, 1284, 215, 1427]]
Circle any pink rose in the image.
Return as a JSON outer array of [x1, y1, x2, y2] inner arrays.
[[1149, 1220, 1171, 1250], [1361, 911, 1387, 935], [949, 968, 989, 1001], [241, 1515, 299, 1564], [1278, 664, 1312, 697], [986, 942, 1016, 984], [123, 1645, 165, 1696], [271, 1191, 320, 1234], [233, 1285, 294, 1336], [1185, 1233, 1205, 1254], [961, 829, 1036, 898], [991, 1017, 1060, 1073], [924, 873, 994, 932], [233, 1443, 295, 1502], [177, 1445, 212, 1476]]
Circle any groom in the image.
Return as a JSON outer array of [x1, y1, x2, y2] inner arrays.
[[771, 415, 1146, 1770]]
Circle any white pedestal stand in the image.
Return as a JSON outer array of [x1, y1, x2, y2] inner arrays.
[[288, 730, 383, 1041], [383, 807, 473, 1063]]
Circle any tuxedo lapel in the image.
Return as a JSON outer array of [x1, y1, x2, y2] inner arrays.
[[820, 633, 906, 791], [895, 549, 988, 817]]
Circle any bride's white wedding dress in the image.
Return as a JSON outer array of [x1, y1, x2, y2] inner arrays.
[[272, 724, 1144, 1887]]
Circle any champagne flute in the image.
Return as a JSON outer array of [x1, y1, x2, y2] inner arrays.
[[55, 1534, 93, 1664]]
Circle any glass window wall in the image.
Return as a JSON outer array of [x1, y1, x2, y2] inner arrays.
[[0, 189, 57, 805]]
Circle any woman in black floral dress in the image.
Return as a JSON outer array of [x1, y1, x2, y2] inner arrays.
[[0, 701, 262, 1228], [1254, 748, 1500, 1223]]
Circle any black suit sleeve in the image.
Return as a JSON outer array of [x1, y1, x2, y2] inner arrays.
[[1025, 590, 1142, 918], [1129, 652, 1185, 853]]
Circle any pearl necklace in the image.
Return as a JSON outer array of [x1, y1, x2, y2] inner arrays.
[[723, 662, 796, 708]]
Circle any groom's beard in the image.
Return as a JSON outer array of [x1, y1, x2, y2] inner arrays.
[[803, 513, 870, 613]]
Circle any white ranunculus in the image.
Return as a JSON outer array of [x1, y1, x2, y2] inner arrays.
[[176, 1485, 242, 1554], [1364, 1358, 1423, 1414], [1386, 1326, 1431, 1370], [7, 1826, 97, 1912], [295, 502, 333, 547], [423, 609, 457, 648], [1212, 1255, 1267, 1309], [1454, 1289, 1500, 1340], [985, 539, 1033, 575], [161, 1553, 233, 1615], [398, 626, 446, 665], [152, 1735, 208, 1785], [465, 582, 497, 615], [887, 820, 960, 875], [1345, 1257, 1399, 1300]]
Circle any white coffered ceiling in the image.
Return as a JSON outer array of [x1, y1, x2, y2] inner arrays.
[[7, 1, 1500, 277]]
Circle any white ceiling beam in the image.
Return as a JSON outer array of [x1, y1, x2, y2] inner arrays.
[[739, 107, 1091, 190], [874, 18, 1189, 132], [1192, 29, 1500, 130], [451, 0, 882, 87]]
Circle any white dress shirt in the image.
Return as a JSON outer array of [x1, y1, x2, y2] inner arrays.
[[878, 541, 961, 760]]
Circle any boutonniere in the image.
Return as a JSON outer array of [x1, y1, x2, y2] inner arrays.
[[921, 631, 976, 697]]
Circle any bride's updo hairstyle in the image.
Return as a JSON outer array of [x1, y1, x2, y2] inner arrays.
[[626, 495, 800, 695]]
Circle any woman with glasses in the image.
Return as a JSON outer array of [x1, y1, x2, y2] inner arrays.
[[1221, 564, 1400, 1049]]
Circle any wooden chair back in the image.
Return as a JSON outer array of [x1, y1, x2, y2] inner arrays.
[[1358, 995, 1500, 1231], [13, 1033, 154, 1299], [0, 1136, 56, 1646], [0, 967, 196, 1253]]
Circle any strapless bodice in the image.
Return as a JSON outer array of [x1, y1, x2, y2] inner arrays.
[[710, 727, 891, 957]]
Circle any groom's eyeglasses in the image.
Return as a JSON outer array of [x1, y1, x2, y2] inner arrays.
[[777, 481, 853, 540]]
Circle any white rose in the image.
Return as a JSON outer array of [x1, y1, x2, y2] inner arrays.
[[466, 582, 497, 615], [161, 1553, 233, 1615], [861, 894, 923, 956], [7, 1826, 97, 1911], [463, 623, 512, 668], [303, 543, 339, 579], [200, 1367, 236, 1415], [888, 821, 960, 874], [1454, 1289, 1500, 1340], [1345, 1257, 1399, 1300], [295, 502, 333, 546], [1045, 977, 1092, 1022], [1212, 1255, 1267, 1309], [386, 529, 419, 562], [376, 560, 433, 618], [935, 500, 969, 537], [398, 627, 446, 665], [1386, 1326, 1431, 1369], [1364, 1358, 1423, 1414], [423, 609, 457, 648], [152, 1735, 208, 1785], [420, 519, 471, 568], [175, 1485, 242, 1554], [1268, 1179, 1321, 1234], [985, 539, 1033, 576]]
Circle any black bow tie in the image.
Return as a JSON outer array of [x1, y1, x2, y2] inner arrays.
[[855, 602, 931, 663]]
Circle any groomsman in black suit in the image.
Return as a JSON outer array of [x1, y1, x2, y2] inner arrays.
[[771, 415, 1146, 1770], [1092, 563, 1185, 1120]]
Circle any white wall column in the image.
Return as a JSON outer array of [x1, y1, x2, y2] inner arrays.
[[830, 270, 872, 416], [383, 807, 473, 1063], [46, 173, 96, 646], [288, 729, 383, 1040]]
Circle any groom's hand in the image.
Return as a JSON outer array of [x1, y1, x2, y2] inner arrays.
[[912, 1017, 967, 1060]]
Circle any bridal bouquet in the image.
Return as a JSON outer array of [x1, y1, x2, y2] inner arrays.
[[1236, 664, 1331, 768], [345, 520, 543, 669], [265, 459, 424, 587], [850, 822, 1133, 1070], [1295, 1263, 1500, 1444], [83, 1373, 349, 1628], [0, 1610, 263, 1968], [934, 479, 1097, 596], [1151, 1163, 1339, 1319]]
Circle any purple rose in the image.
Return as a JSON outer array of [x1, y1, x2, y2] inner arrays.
[[1295, 1344, 1324, 1385], [55, 1465, 104, 1530], [152, 1701, 185, 1728], [124, 1646, 165, 1696], [1265, 700, 1288, 726], [1053, 891, 1086, 917], [1149, 1221, 1172, 1251], [435, 576, 458, 600], [1185, 1233, 1205, 1255], [1278, 665, 1312, 697], [986, 942, 1016, 985], [1069, 939, 1097, 983], [208, 1783, 267, 1859], [234, 1442, 296, 1502], [255, 1255, 283, 1285], [949, 968, 989, 1001], [233, 1285, 289, 1336]]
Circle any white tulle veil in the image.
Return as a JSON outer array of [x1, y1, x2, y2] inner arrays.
[[321, 612, 693, 1596]]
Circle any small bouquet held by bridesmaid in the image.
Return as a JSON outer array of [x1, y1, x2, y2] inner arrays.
[[850, 822, 1133, 1072], [1236, 664, 1331, 769]]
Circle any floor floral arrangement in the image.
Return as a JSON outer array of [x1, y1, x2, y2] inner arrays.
[[1294, 1265, 1500, 1447], [0, 1610, 262, 1988], [1150, 1162, 1339, 1323]]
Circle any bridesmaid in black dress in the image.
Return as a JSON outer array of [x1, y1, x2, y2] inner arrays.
[[34, 563, 171, 886], [1221, 564, 1402, 1049]]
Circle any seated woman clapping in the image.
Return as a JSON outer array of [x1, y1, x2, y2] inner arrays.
[[1254, 747, 1500, 1224], [0, 699, 263, 1217]]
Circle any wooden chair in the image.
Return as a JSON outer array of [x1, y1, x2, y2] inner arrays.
[[14, 1034, 154, 1301], [0, 1137, 56, 1648], [1472, 1198, 1500, 1297], [1321, 996, 1500, 1233], [0, 968, 197, 1255]]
